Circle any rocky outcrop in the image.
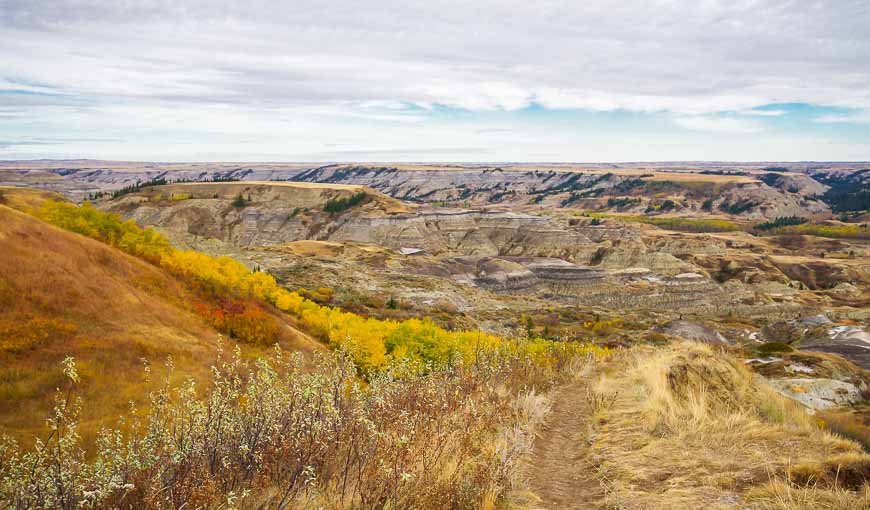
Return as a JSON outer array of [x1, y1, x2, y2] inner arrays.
[[596, 239, 695, 275], [765, 378, 865, 411], [653, 320, 731, 344], [803, 325, 870, 370], [330, 209, 596, 258], [105, 186, 606, 258], [470, 258, 538, 292], [770, 256, 868, 290]]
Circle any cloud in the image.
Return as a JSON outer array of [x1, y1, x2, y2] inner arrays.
[[0, 1, 869, 160], [673, 116, 764, 134], [3, 1, 869, 115], [741, 109, 787, 117], [814, 111, 870, 124]]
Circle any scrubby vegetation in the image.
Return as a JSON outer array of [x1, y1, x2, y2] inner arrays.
[[588, 210, 869, 241], [811, 169, 870, 213], [701, 198, 714, 211], [231, 193, 250, 208], [760, 222, 870, 240], [0, 344, 584, 509], [109, 177, 168, 199], [605, 197, 641, 210], [645, 199, 678, 213], [33, 201, 170, 263], [719, 199, 758, 215], [169, 192, 192, 201]]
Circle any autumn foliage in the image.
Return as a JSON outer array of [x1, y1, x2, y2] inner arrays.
[[31, 200, 607, 372], [192, 300, 279, 346], [0, 198, 615, 509], [33, 201, 169, 263]]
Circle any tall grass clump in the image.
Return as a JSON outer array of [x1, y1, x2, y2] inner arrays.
[[632, 343, 815, 436], [0, 343, 594, 509]]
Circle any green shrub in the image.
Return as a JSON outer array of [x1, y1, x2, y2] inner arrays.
[[324, 192, 368, 214], [756, 342, 794, 357], [231, 193, 249, 208], [754, 216, 807, 231]]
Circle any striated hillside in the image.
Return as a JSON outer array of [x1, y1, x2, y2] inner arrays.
[[96, 181, 870, 369], [5, 160, 868, 218], [103, 181, 413, 247], [290, 165, 832, 219]]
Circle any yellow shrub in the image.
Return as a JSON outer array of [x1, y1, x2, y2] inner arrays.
[[31, 200, 612, 371]]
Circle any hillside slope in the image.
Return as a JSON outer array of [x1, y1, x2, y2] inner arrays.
[[102, 181, 414, 247], [0, 204, 319, 445]]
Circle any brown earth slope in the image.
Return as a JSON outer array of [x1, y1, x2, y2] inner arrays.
[[0, 204, 320, 446]]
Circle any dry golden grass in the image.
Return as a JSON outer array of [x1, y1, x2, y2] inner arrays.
[[817, 408, 870, 451], [590, 342, 869, 509], [281, 240, 347, 257], [0, 205, 320, 447], [0, 186, 62, 211], [639, 172, 756, 184], [748, 479, 869, 509]]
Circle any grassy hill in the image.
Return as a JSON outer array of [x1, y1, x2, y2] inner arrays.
[[0, 200, 320, 446]]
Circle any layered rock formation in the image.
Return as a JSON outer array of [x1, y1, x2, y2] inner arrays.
[[5, 160, 856, 219]]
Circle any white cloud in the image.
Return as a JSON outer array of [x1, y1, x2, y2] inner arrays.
[[814, 111, 870, 124], [0, 1, 869, 160], [673, 116, 764, 134], [3, 1, 870, 114], [741, 109, 787, 117]]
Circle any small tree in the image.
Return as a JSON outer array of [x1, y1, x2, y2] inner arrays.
[[232, 194, 248, 208]]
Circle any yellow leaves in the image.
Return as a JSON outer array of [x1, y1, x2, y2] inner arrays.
[[274, 292, 304, 314], [34, 200, 170, 262], [31, 199, 613, 373], [582, 318, 624, 336]]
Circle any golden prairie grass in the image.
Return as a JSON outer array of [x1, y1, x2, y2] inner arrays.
[[0, 205, 319, 445], [0, 186, 62, 211], [589, 342, 869, 509], [748, 478, 869, 510], [818, 408, 870, 450]]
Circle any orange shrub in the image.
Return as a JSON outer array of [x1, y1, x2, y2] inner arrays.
[[192, 299, 280, 346], [0, 317, 78, 353]]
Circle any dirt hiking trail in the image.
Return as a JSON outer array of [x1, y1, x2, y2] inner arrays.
[[527, 379, 606, 510]]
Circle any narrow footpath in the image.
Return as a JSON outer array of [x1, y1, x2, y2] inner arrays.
[[527, 380, 606, 510]]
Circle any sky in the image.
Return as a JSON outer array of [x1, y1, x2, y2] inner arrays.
[[1, 0, 870, 162]]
